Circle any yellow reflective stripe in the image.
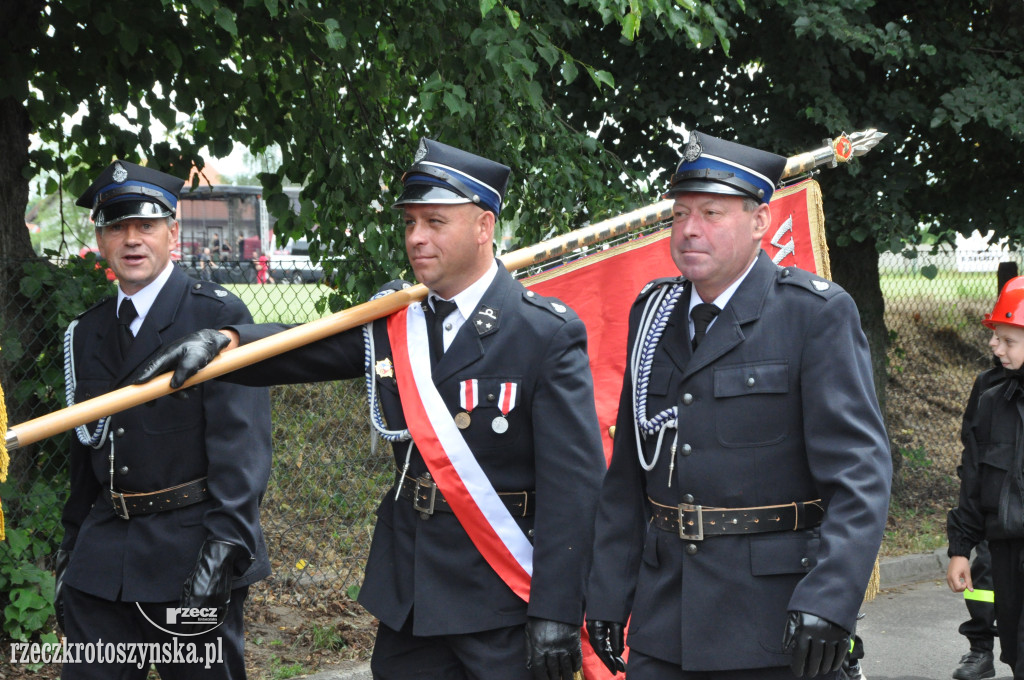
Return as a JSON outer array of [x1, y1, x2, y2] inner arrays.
[[849, 639, 855, 653], [964, 589, 995, 603]]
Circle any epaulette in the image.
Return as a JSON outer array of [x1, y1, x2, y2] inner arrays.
[[374, 279, 413, 299], [521, 288, 576, 321], [188, 280, 233, 301], [637, 276, 685, 302], [75, 295, 114, 320], [777, 266, 842, 299]]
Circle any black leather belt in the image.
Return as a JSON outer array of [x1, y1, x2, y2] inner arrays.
[[398, 474, 534, 518], [649, 497, 824, 540], [111, 478, 210, 519]]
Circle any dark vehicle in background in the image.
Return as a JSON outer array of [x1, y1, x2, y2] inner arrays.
[[270, 239, 325, 285]]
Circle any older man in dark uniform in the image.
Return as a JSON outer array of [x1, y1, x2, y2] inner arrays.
[[56, 160, 272, 679], [584, 133, 892, 680], [134, 139, 606, 680]]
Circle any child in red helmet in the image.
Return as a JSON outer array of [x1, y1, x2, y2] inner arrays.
[[948, 275, 1024, 679]]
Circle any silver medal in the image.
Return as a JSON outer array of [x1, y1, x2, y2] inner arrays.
[[491, 416, 508, 434]]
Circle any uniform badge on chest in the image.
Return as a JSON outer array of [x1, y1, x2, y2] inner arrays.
[[375, 358, 394, 379]]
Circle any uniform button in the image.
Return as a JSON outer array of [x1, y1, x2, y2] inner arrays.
[[682, 494, 695, 504], [746, 376, 756, 387], [526, 291, 535, 297], [685, 543, 698, 555], [800, 557, 810, 568], [193, 283, 202, 289], [119, 466, 129, 475], [527, 529, 535, 538], [487, 394, 496, 402], [444, 322, 452, 331], [115, 428, 125, 437], [682, 393, 693, 405], [681, 444, 692, 456]]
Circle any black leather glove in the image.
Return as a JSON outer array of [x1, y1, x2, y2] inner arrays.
[[586, 619, 626, 675], [525, 617, 582, 680], [54, 549, 70, 634], [131, 329, 230, 389], [782, 611, 850, 678], [181, 540, 250, 623]]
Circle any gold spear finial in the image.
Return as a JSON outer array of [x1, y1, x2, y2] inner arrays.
[[782, 128, 887, 179]]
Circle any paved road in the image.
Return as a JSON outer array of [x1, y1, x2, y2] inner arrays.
[[860, 578, 1010, 680], [301, 549, 1014, 680]]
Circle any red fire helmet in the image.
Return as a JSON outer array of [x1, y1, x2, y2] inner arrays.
[[984, 276, 1024, 330]]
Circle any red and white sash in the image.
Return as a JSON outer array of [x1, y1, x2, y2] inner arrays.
[[387, 303, 533, 601]]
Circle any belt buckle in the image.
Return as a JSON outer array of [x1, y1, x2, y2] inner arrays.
[[111, 492, 130, 520], [413, 477, 437, 516], [677, 503, 704, 541]]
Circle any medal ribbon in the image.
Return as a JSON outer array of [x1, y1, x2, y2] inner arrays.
[[498, 381, 518, 415], [460, 379, 479, 413], [387, 304, 533, 601]]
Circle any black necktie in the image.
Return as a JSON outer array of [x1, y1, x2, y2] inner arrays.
[[691, 303, 720, 350], [429, 298, 459, 363], [118, 298, 139, 358]]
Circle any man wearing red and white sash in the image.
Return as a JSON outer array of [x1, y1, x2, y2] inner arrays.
[[135, 139, 606, 680]]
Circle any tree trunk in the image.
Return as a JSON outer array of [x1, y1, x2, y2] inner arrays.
[[1, 93, 48, 479], [827, 233, 898, 483]]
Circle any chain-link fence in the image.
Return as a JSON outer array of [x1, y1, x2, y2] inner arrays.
[[0, 246, 1020, 632]]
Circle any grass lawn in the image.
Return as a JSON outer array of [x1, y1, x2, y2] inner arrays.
[[880, 270, 999, 301], [224, 283, 334, 323]]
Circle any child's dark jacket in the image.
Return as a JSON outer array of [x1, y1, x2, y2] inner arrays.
[[948, 366, 1024, 556]]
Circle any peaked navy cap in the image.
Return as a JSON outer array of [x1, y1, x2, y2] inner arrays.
[[76, 160, 184, 227], [664, 132, 786, 204], [394, 139, 511, 216]]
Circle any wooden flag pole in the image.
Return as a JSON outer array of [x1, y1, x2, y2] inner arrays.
[[2, 130, 885, 455]]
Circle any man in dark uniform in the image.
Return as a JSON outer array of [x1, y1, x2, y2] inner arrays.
[[133, 139, 606, 680], [584, 132, 892, 679], [56, 160, 272, 679]]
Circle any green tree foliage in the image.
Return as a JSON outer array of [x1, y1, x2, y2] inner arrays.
[[3, 0, 735, 305]]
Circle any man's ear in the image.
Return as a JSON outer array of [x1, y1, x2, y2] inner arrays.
[[752, 203, 772, 241], [477, 209, 496, 245]]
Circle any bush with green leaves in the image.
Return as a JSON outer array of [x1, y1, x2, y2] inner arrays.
[[0, 254, 114, 643]]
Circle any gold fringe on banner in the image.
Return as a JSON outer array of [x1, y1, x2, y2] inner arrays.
[[863, 557, 881, 603]]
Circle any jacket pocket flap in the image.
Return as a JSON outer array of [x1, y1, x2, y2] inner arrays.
[[980, 442, 1015, 471], [714, 362, 789, 398]]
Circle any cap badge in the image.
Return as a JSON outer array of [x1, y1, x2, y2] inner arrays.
[[112, 162, 128, 183], [681, 134, 703, 163], [413, 139, 428, 164]]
